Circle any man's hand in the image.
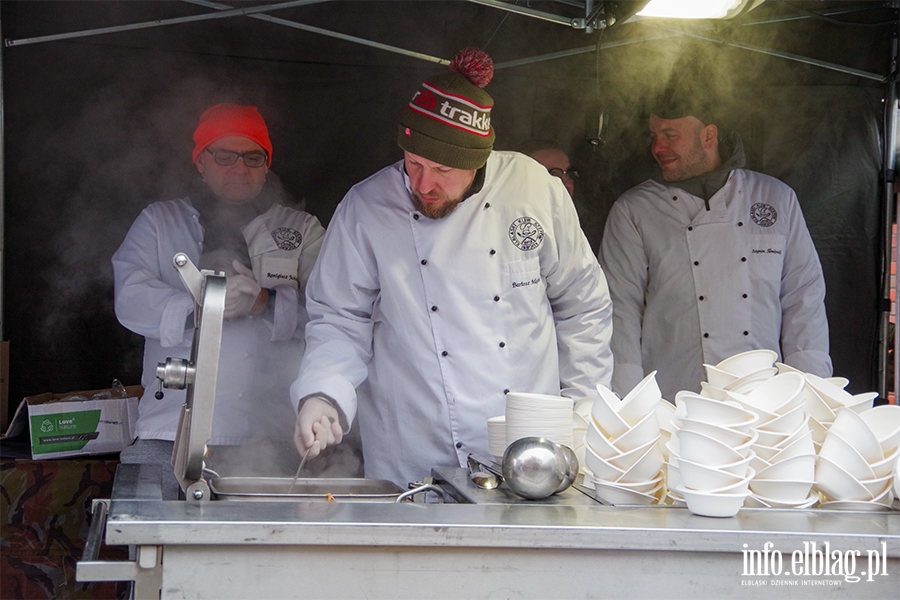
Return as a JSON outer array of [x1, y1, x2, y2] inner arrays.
[[294, 396, 343, 459], [223, 260, 264, 319]]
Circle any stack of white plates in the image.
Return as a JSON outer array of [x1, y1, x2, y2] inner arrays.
[[505, 392, 574, 449], [669, 392, 758, 517], [584, 372, 665, 506], [487, 415, 507, 462], [571, 396, 593, 478], [814, 405, 900, 510], [722, 373, 818, 508]]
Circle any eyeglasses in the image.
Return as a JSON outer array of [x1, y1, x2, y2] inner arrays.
[[205, 148, 268, 168], [548, 167, 579, 181]]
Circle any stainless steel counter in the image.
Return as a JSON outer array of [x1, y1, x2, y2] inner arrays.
[[79, 464, 900, 599]]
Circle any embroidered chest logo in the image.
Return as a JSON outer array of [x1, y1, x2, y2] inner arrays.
[[508, 217, 545, 251], [271, 227, 303, 251], [750, 203, 778, 227]]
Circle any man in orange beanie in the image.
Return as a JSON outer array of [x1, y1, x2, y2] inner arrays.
[[291, 50, 614, 487], [112, 103, 358, 499]]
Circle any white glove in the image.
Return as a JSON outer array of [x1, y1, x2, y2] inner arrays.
[[294, 396, 343, 459], [223, 260, 263, 320]]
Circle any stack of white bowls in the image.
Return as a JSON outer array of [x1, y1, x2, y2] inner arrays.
[[815, 404, 900, 510], [701, 349, 779, 398], [722, 373, 818, 508], [570, 396, 593, 479], [668, 392, 758, 517], [800, 372, 878, 451], [583, 372, 665, 505], [505, 392, 574, 449]]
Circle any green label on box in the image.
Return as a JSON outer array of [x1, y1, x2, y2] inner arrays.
[[29, 409, 102, 455]]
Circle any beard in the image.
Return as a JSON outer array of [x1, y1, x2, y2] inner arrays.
[[411, 189, 467, 219]]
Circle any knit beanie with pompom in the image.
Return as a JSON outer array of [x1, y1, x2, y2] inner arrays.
[[398, 48, 495, 170]]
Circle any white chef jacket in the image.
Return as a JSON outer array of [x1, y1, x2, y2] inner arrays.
[[599, 169, 832, 402], [291, 151, 613, 486], [113, 197, 325, 444]]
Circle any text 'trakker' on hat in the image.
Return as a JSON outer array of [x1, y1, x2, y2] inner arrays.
[[398, 48, 495, 170]]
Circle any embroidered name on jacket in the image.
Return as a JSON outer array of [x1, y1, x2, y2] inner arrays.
[[750, 203, 777, 227], [508, 217, 545, 251], [409, 83, 492, 136], [271, 227, 303, 251]]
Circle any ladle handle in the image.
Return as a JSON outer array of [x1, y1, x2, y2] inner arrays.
[[467, 453, 503, 480]]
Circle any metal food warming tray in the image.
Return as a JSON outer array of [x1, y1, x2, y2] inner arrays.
[[209, 477, 406, 502]]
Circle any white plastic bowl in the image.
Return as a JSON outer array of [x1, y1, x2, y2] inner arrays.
[[583, 443, 627, 481], [749, 478, 815, 504], [815, 455, 875, 502], [757, 403, 807, 434], [825, 376, 850, 389], [703, 364, 739, 388], [754, 428, 791, 448], [715, 349, 778, 378], [677, 429, 746, 466], [655, 400, 677, 434], [870, 446, 900, 479], [617, 441, 666, 484], [749, 489, 819, 509], [678, 456, 749, 490], [756, 453, 816, 482], [606, 474, 663, 494], [592, 384, 630, 438], [607, 436, 662, 471], [679, 487, 748, 518], [679, 418, 754, 447], [808, 413, 832, 444], [618, 370, 662, 427], [767, 429, 816, 463], [818, 430, 876, 480], [859, 404, 900, 455], [846, 392, 878, 414], [724, 368, 779, 394], [775, 362, 802, 375], [585, 421, 622, 459], [699, 382, 728, 400], [592, 479, 661, 506], [805, 373, 855, 410], [827, 408, 883, 463], [612, 409, 662, 452], [675, 392, 757, 427], [743, 372, 805, 415], [857, 473, 893, 498], [724, 391, 778, 424]]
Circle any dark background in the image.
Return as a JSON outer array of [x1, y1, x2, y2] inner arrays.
[[1, 1, 896, 411]]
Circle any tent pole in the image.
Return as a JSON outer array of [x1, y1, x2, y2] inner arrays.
[[889, 16, 900, 404]]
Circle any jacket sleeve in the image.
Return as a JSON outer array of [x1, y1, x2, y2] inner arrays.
[[597, 198, 648, 397], [778, 190, 833, 377], [111, 205, 194, 347], [269, 214, 326, 342], [289, 207, 375, 427], [544, 186, 614, 395]]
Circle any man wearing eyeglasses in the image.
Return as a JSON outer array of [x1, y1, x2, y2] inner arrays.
[[519, 141, 578, 199], [112, 103, 343, 498]]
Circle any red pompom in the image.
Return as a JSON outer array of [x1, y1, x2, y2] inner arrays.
[[449, 48, 494, 89]]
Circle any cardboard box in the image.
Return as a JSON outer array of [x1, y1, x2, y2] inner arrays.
[[1, 385, 142, 459]]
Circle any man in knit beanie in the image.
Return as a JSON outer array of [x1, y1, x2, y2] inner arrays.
[[291, 49, 614, 487], [113, 103, 359, 499]]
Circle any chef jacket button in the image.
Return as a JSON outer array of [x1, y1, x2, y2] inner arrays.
[[431, 305, 438, 312], [738, 222, 744, 227], [741, 257, 747, 262], [499, 342, 506, 348], [699, 296, 704, 301], [494, 295, 500, 302], [484, 202, 491, 209], [688, 226, 693, 231], [456, 441, 463, 449], [703, 333, 709, 338], [693, 261, 699, 266], [503, 389, 510, 394], [442, 350, 448, 357], [743, 331, 749, 336], [742, 293, 748, 298], [672, 196, 678, 201], [193, 214, 199, 220], [421, 259, 427, 265], [413, 214, 420, 220], [490, 249, 496, 256]]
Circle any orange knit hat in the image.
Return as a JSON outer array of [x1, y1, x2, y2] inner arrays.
[[192, 104, 273, 167]]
